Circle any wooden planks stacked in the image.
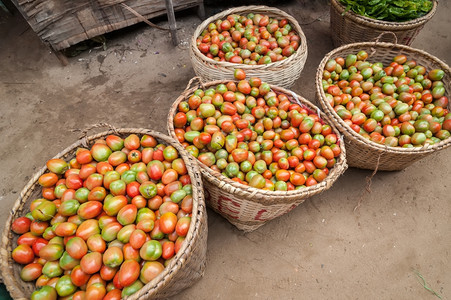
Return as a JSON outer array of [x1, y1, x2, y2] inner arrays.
[[11, 0, 203, 51]]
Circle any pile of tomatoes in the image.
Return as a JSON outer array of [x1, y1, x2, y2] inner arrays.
[[321, 51, 451, 147], [10, 133, 194, 299], [172, 70, 342, 191], [196, 13, 301, 65]]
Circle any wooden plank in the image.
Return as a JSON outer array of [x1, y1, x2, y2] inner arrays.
[[165, 0, 178, 45], [10, 0, 201, 50]]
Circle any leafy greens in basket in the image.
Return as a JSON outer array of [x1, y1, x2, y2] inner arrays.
[[339, 0, 433, 22]]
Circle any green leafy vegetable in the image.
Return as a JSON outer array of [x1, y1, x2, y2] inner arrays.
[[339, 0, 433, 22]]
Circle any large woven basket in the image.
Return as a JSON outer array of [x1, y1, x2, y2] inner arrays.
[[330, 0, 438, 46], [168, 79, 348, 232], [190, 5, 308, 89], [0, 127, 208, 299], [316, 42, 451, 171]]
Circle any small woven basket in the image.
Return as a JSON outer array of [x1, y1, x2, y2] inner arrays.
[[190, 5, 308, 89], [330, 0, 438, 46], [315, 39, 451, 171], [0, 127, 208, 299], [168, 79, 348, 232]]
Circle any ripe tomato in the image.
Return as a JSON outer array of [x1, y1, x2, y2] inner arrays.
[[175, 216, 191, 237], [104, 289, 122, 300], [124, 229, 144, 251], [65, 237, 88, 260], [126, 181, 141, 198], [118, 260, 140, 287], [80, 252, 102, 274], [38, 173, 59, 188], [86, 282, 106, 300], [71, 265, 91, 287], [12, 216, 31, 234], [140, 261, 165, 284], [12, 244, 35, 264], [162, 241, 175, 260], [20, 263, 43, 282], [32, 238, 48, 256], [159, 212, 177, 234]]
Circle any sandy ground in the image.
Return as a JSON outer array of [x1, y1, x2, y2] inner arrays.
[[0, 0, 450, 299]]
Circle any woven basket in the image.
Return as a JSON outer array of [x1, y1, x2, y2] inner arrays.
[[0, 127, 208, 299], [190, 5, 308, 89], [330, 0, 438, 46], [315, 41, 451, 171], [168, 79, 348, 232]]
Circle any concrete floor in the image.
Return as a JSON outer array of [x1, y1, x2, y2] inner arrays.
[[1, 0, 450, 299]]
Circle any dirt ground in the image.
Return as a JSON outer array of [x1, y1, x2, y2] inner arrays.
[[1, 0, 450, 299]]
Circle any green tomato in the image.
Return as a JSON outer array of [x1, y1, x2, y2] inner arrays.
[[55, 275, 76, 297], [140, 240, 162, 261]]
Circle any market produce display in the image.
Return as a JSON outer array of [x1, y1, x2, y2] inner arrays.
[[195, 13, 301, 65], [339, 0, 433, 22], [172, 70, 342, 191], [9, 133, 197, 299], [320, 50, 450, 147]]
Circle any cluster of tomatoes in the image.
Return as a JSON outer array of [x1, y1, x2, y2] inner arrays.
[[196, 13, 301, 65], [11, 133, 193, 299], [172, 69, 342, 191], [321, 51, 450, 147]]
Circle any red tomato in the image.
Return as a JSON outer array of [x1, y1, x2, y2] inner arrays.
[[161, 169, 179, 185], [162, 241, 175, 260], [66, 237, 88, 260], [175, 236, 185, 254], [72, 291, 87, 300], [127, 229, 146, 250], [123, 134, 140, 150], [32, 238, 48, 256], [38, 173, 59, 188], [290, 172, 306, 186], [20, 263, 43, 282], [175, 217, 191, 237], [11, 216, 31, 234], [159, 212, 177, 234], [96, 161, 114, 175], [71, 265, 91, 287], [140, 261, 165, 284], [30, 220, 49, 236], [76, 149, 93, 164], [86, 282, 106, 300], [128, 150, 142, 163], [79, 164, 97, 180], [17, 232, 38, 247], [12, 244, 34, 264], [66, 174, 83, 190], [87, 234, 106, 253], [80, 251, 102, 274], [126, 181, 141, 198], [305, 176, 318, 186], [118, 260, 140, 287], [42, 187, 56, 200]]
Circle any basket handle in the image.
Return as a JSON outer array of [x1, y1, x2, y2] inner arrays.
[[370, 32, 398, 56], [185, 76, 206, 91], [73, 122, 119, 147], [182, 76, 206, 98]]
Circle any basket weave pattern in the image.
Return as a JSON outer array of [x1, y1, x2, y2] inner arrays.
[[190, 5, 308, 89], [0, 128, 208, 299], [168, 80, 348, 232], [330, 0, 438, 46], [315, 42, 451, 171]]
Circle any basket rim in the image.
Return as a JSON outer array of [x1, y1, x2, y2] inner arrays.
[[168, 79, 348, 203], [315, 41, 451, 155], [331, 0, 438, 30], [190, 5, 308, 70], [0, 128, 206, 299]]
